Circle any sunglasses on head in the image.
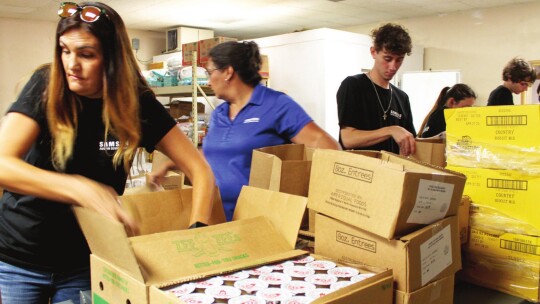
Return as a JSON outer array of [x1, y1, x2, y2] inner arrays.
[[58, 2, 107, 23]]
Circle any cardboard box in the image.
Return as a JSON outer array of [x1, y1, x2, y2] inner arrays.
[[412, 137, 446, 168], [461, 227, 540, 302], [260, 54, 269, 78], [315, 214, 461, 293], [395, 275, 454, 304], [198, 37, 238, 65], [308, 149, 466, 239], [75, 186, 393, 303], [181, 42, 199, 66], [445, 105, 540, 173], [447, 165, 540, 232]]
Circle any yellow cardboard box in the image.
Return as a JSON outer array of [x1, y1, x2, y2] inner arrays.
[[315, 214, 461, 293], [308, 149, 466, 239], [461, 227, 540, 302], [394, 275, 455, 304], [447, 165, 540, 232], [445, 105, 540, 173], [75, 186, 394, 303]]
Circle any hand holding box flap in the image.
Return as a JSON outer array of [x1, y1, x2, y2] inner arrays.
[[73, 207, 144, 281], [233, 186, 308, 248]]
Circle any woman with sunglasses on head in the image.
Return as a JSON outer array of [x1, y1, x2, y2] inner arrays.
[[0, 2, 215, 303], [418, 83, 476, 138]]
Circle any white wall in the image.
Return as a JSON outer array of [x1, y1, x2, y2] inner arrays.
[[0, 17, 165, 115], [341, 1, 540, 106]]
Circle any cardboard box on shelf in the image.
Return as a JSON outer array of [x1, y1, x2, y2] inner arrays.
[[308, 149, 466, 239], [447, 164, 540, 233], [260, 54, 269, 78], [445, 105, 540, 173], [395, 275, 455, 304], [75, 186, 393, 303], [198, 37, 238, 65], [315, 213, 461, 293], [181, 42, 199, 66], [461, 227, 540, 302], [411, 137, 446, 168]]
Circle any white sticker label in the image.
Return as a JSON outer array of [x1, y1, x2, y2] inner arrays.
[[407, 179, 454, 224], [420, 225, 453, 286]]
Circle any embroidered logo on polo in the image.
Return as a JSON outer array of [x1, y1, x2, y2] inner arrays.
[[99, 141, 120, 151], [390, 110, 402, 120], [243, 118, 260, 123]]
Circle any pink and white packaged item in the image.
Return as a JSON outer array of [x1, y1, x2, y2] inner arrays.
[[350, 273, 375, 283], [233, 278, 269, 294], [166, 282, 196, 297], [221, 271, 250, 283], [228, 295, 267, 304], [306, 288, 332, 299], [282, 280, 316, 295], [256, 288, 293, 303], [180, 293, 215, 304], [305, 260, 336, 271], [292, 255, 314, 264], [245, 266, 274, 276], [283, 265, 315, 278], [330, 280, 353, 291], [284, 296, 313, 304], [327, 266, 359, 278], [304, 274, 338, 286], [272, 261, 294, 271], [205, 285, 242, 300], [194, 276, 224, 289], [259, 272, 292, 286]]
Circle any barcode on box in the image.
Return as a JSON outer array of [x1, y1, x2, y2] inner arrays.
[[486, 115, 527, 126], [486, 178, 528, 190]]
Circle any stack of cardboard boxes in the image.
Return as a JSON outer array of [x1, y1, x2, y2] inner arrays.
[[445, 104, 540, 302], [248, 145, 468, 303]]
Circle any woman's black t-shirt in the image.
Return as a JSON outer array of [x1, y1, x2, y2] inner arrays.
[[0, 68, 176, 272]]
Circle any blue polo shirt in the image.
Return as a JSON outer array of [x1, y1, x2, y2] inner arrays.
[[203, 84, 312, 221]]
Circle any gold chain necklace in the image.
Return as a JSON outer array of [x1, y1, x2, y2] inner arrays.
[[366, 73, 393, 120]]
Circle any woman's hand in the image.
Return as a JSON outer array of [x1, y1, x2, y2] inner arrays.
[[72, 175, 139, 236]]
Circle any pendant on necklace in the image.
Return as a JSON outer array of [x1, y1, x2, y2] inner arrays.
[[383, 113, 387, 120]]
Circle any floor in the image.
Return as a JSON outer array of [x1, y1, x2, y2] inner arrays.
[[454, 280, 535, 304]]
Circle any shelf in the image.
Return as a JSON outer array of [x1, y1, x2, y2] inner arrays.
[[152, 85, 213, 98]]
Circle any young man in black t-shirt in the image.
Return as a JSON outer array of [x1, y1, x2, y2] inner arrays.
[[337, 23, 416, 155], [487, 57, 536, 106]]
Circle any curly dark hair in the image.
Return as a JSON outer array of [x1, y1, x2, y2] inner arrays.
[[502, 57, 536, 83], [371, 23, 412, 55]]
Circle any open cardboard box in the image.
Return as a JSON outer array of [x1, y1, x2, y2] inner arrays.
[[315, 213, 461, 293], [308, 149, 466, 239], [394, 275, 454, 304], [75, 186, 393, 303], [411, 137, 446, 168]]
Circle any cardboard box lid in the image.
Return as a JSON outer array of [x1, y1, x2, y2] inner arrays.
[[75, 186, 307, 286]]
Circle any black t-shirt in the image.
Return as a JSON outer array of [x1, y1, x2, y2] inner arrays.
[[487, 85, 513, 106], [0, 68, 176, 272], [420, 106, 446, 138], [336, 73, 416, 153]]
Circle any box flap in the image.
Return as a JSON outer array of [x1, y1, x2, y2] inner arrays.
[[249, 149, 283, 191], [129, 216, 292, 285], [120, 188, 226, 235], [233, 186, 308, 248], [73, 207, 144, 281]]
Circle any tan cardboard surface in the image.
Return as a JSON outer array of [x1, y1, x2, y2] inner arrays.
[[412, 138, 446, 168], [395, 275, 455, 304], [308, 149, 466, 239], [120, 188, 225, 235], [315, 214, 461, 292]]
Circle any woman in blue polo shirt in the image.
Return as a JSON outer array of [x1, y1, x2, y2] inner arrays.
[[203, 41, 341, 221]]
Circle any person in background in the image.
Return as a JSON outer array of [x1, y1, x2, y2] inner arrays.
[[337, 23, 416, 156], [154, 41, 340, 222], [0, 2, 215, 303], [418, 84, 477, 138], [487, 57, 536, 106]]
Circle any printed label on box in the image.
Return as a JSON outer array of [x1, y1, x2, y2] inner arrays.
[[420, 225, 452, 286], [407, 179, 454, 224]]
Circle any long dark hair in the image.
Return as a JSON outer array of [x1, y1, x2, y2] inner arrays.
[[209, 41, 262, 87], [47, 2, 149, 172]]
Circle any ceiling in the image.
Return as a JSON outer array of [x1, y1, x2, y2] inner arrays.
[[0, 0, 536, 40]]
